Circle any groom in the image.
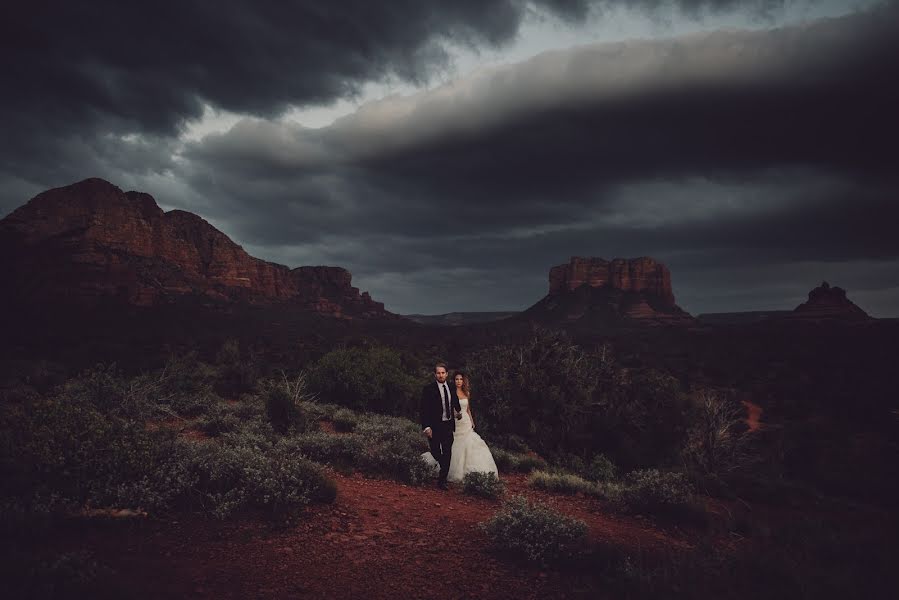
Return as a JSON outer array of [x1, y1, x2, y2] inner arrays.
[[420, 362, 461, 490]]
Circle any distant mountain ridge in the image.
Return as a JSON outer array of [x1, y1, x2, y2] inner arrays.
[[0, 178, 393, 319], [698, 282, 871, 325], [403, 312, 518, 326], [696, 311, 792, 326]]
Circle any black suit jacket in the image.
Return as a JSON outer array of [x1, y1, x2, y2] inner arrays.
[[420, 381, 461, 432]]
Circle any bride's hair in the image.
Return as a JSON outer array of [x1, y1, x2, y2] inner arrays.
[[453, 371, 471, 397]]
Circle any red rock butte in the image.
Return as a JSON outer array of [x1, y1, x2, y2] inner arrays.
[[790, 281, 870, 320], [525, 256, 692, 324], [0, 178, 392, 319], [549, 256, 676, 305]]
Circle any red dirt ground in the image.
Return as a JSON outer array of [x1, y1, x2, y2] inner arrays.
[[20, 468, 725, 600], [14, 418, 750, 599]]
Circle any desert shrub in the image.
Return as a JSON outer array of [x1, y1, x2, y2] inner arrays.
[[167, 389, 217, 418], [290, 431, 366, 467], [0, 374, 335, 522], [593, 368, 691, 469], [233, 394, 265, 420], [355, 414, 433, 484], [551, 451, 587, 475], [183, 436, 336, 518], [491, 447, 519, 472], [492, 448, 547, 473], [332, 408, 359, 432], [291, 412, 434, 485], [618, 469, 694, 513], [586, 454, 618, 482], [462, 472, 505, 499], [307, 345, 419, 415], [0, 390, 197, 515], [465, 329, 602, 455], [264, 386, 297, 433], [681, 391, 760, 487], [59, 363, 126, 414], [260, 372, 314, 434], [196, 402, 242, 437], [127, 357, 219, 419], [546, 451, 616, 482], [159, 351, 216, 396], [214, 338, 261, 396], [528, 470, 596, 495], [486, 432, 532, 454], [481, 495, 588, 565], [516, 454, 549, 473], [297, 400, 342, 421]]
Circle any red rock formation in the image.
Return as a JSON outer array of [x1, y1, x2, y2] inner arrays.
[[527, 256, 692, 325], [0, 178, 391, 318], [549, 256, 676, 305], [790, 281, 870, 320]]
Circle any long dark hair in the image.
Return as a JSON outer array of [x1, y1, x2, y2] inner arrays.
[[453, 371, 471, 397]]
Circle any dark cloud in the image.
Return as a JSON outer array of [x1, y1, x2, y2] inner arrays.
[[169, 6, 899, 315], [2, 1, 896, 315], [178, 7, 899, 236]]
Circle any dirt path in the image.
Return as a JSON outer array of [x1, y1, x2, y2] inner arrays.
[[742, 399, 763, 432]]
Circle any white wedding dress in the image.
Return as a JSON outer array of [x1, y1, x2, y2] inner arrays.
[[421, 398, 499, 483]]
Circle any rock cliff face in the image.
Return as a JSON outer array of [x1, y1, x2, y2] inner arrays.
[[789, 281, 870, 320], [0, 178, 391, 318], [548, 256, 676, 305], [525, 256, 692, 325]]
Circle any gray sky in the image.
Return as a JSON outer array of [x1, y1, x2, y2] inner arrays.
[[3, 1, 897, 316]]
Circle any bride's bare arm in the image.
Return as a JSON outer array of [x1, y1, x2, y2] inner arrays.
[[467, 401, 475, 429]]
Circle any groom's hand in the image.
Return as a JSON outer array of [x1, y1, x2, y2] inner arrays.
[[423, 427, 432, 439]]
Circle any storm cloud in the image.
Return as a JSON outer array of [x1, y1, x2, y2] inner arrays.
[[3, 1, 897, 315]]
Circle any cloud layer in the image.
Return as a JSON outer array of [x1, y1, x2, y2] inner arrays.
[[3, 1, 896, 315]]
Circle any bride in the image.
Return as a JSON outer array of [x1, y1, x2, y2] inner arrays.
[[422, 371, 498, 483]]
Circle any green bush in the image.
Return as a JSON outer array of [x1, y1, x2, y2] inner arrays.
[[59, 363, 126, 414], [290, 431, 366, 467], [356, 415, 433, 484], [465, 329, 603, 455], [492, 447, 519, 473], [517, 454, 549, 472], [594, 368, 691, 469], [492, 448, 547, 473], [481, 495, 588, 565], [487, 433, 532, 454], [214, 339, 261, 396], [264, 386, 298, 433], [528, 470, 596, 495], [196, 402, 242, 437], [297, 400, 342, 421], [619, 469, 694, 513], [261, 373, 313, 434], [332, 408, 359, 432], [171, 434, 337, 519], [307, 345, 419, 415], [0, 373, 335, 522], [233, 394, 265, 421], [0, 390, 198, 515], [586, 454, 617, 482], [462, 472, 505, 499]]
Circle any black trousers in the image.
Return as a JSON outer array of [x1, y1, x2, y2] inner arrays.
[[428, 420, 454, 483]]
